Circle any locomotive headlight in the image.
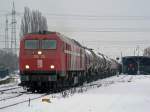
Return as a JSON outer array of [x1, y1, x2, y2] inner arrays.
[[25, 65, 30, 69], [38, 51, 42, 55], [50, 65, 55, 69]]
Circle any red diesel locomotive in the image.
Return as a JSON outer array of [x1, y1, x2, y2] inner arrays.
[[19, 31, 119, 91]]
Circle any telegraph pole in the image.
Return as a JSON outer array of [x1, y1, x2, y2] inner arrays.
[[5, 16, 9, 50], [136, 45, 140, 74], [121, 51, 124, 74], [134, 48, 135, 56], [137, 45, 140, 56], [10, 2, 17, 54]]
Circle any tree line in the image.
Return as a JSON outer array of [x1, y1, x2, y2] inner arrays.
[[0, 50, 18, 72], [143, 47, 150, 56], [20, 7, 48, 38]]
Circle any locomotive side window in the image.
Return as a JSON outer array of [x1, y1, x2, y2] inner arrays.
[[42, 40, 56, 49], [25, 40, 38, 49]]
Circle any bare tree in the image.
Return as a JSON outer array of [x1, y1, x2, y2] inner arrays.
[[143, 47, 150, 56], [20, 7, 48, 38], [20, 7, 31, 38]]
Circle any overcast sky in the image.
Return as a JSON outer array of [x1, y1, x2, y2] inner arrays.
[[1, 0, 150, 58]]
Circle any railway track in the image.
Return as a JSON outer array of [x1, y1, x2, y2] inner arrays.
[[0, 83, 55, 110], [0, 83, 18, 89], [0, 93, 23, 102], [0, 93, 48, 110], [0, 86, 22, 93], [0, 86, 26, 104], [0, 84, 49, 110], [0, 75, 135, 110]]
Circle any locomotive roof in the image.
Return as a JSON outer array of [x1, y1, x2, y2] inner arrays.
[[21, 31, 57, 40], [56, 32, 83, 47], [22, 31, 87, 48], [28, 31, 56, 35]]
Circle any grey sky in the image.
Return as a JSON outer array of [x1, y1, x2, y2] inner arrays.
[[0, 0, 150, 58]]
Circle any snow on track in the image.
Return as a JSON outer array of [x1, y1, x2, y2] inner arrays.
[[0, 83, 18, 89], [1, 75, 150, 112]]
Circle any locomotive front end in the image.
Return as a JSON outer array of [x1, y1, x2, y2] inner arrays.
[[19, 33, 62, 91]]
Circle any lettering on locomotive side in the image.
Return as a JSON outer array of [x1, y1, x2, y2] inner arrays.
[[64, 50, 80, 56], [33, 55, 39, 58]]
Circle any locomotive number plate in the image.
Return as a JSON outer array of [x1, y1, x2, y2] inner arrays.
[[37, 59, 43, 68]]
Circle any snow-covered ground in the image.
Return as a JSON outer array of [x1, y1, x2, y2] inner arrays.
[[1, 75, 150, 112], [0, 76, 10, 81]]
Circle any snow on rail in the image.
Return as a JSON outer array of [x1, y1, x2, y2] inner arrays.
[[0, 75, 150, 112]]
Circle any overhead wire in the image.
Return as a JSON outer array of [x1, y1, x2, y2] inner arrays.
[[45, 13, 150, 20]]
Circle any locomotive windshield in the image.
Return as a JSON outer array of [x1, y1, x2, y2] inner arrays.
[[25, 40, 39, 49], [42, 40, 56, 49]]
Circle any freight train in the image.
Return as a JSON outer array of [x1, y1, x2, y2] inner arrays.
[[19, 31, 119, 92]]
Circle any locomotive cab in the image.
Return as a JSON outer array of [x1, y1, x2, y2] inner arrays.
[[19, 32, 65, 90]]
